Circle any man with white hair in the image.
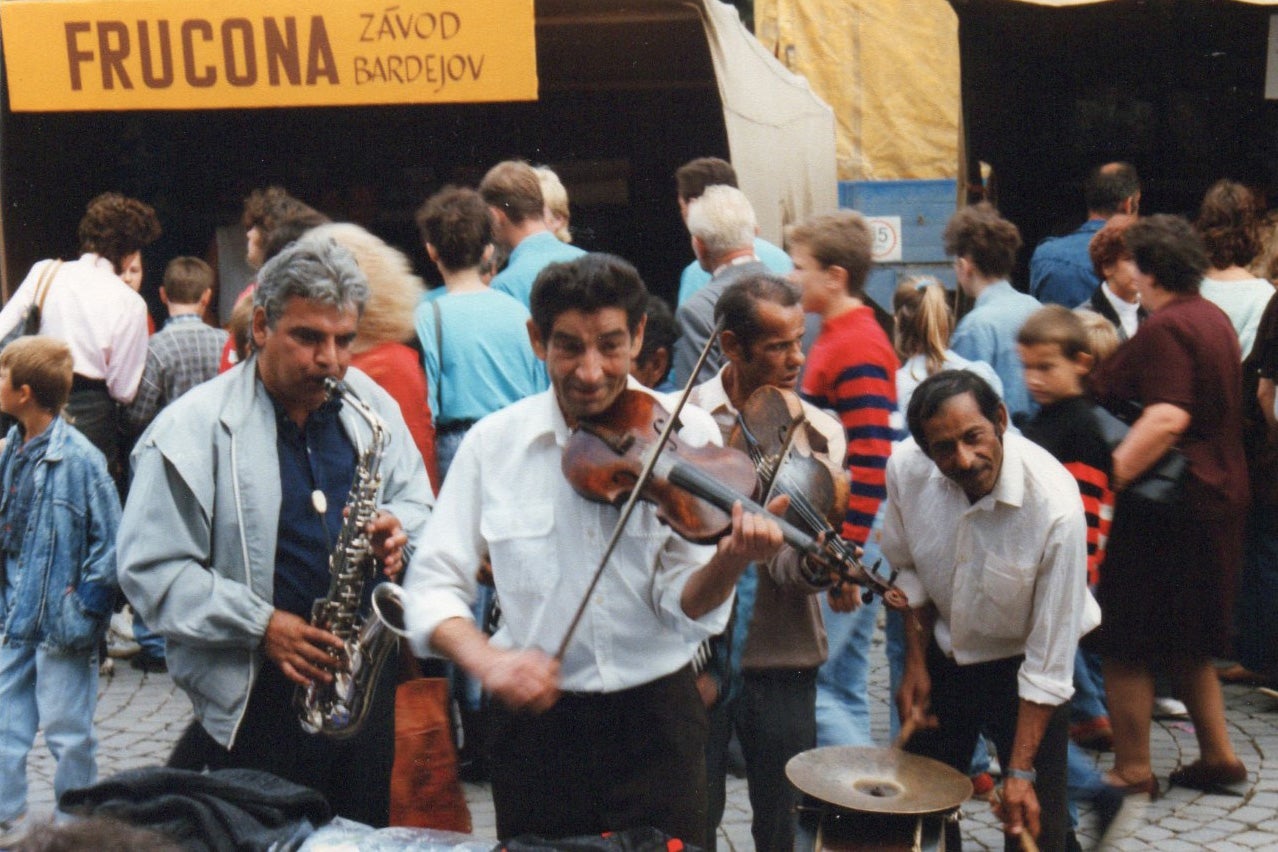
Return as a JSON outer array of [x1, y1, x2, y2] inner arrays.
[[674, 185, 770, 386]]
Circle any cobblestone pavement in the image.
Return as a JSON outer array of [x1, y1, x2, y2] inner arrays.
[[23, 633, 1278, 850]]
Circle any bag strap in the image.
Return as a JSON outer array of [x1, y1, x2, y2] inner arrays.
[[31, 260, 62, 314], [432, 299, 445, 416]]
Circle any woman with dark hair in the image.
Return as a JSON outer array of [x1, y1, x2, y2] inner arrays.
[[1089, 214, 1249, 797], [0, 192, 160, 475], [1197, 179, 1276, 359]]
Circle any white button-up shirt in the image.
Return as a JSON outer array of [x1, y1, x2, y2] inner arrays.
[[403, 380, 731, 693], [882, 432, 1100, 706], [0, 254, 148, 403]]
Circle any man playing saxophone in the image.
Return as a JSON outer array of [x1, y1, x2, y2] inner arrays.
[[118, 236, 433, 826]]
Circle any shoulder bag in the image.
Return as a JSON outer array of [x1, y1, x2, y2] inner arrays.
[[1090, 401, 1190, 505], [0, 260, 62, 352]]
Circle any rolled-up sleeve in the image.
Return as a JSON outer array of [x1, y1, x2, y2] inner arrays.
[[881, 453, 929, 610], [402, 428, 486, 657], [1018, 511, 1089, 705]]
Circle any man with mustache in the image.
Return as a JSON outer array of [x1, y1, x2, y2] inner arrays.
[[887, 369, 1099, 851], [688, 273, 850, 851], [117, 236, 433, 826], [402, 253, 787, 846]]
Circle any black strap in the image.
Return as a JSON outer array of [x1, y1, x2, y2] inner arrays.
[[431, 299, 445, 416]]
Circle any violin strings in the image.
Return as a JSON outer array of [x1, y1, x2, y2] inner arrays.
[[771, 465, 866, 569]]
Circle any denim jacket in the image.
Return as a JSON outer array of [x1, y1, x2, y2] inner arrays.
[[0, 415, 120, 651]]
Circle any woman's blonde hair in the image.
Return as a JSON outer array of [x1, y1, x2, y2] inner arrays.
[[893, 276, 954, 376], [308, 222, 425, 350], [534, 166, 572, 244]]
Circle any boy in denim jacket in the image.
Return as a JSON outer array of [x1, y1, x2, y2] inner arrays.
[[0, 336, 120, 845]]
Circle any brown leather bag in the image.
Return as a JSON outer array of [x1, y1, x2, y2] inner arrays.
[[390, 659, 472, 832]]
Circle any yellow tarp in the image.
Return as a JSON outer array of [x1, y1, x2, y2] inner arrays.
[[755, 0, 961, 182]]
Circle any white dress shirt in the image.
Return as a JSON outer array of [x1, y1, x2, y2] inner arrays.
[[881, 433, 1100, 706], [1100, 282, 1142, 341], [403, 378, 731, 693], [0, 254, 149, 403]]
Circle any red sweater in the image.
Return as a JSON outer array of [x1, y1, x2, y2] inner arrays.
[[800, 306, 898, 546], [351, 342, 440, 495]]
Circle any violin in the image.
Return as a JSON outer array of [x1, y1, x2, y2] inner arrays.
[[562, 389, 908, 610], [563, 390, 759, 543], [729, 386, 907, 608]]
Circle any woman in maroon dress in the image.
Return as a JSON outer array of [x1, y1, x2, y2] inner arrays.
[[1089, 215, 1249, 797]]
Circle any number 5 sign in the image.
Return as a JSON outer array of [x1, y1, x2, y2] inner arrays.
[[866, 216, 902, 263]]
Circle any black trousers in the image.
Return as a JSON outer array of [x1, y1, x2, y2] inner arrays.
[[65, 384, 124, 493], [906, 643, 1070, 852], [488, 666, 709, 846], [737, 667, 818, 852], [168, 660, 397, 827]]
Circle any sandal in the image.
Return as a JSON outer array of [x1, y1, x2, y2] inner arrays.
[[1216, 664, 1272, 686], [1101, 772, 1160, 801], [1168, 759, 1247, 795]]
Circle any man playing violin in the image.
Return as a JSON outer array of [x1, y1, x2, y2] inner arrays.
[[401, 253, 787, 846], [689, 273, 852, 851]]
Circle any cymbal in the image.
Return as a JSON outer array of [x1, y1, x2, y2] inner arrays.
[[786, 746, 973, 815]]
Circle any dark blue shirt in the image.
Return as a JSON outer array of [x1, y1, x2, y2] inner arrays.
[[1029, 219, 1105, 307], [273, 395, 357, 618], [1, 426, 52, 559]]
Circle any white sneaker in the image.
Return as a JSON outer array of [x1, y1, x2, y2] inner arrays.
[[1153, 696, 1189, 718], [0, 812, 27, 847]]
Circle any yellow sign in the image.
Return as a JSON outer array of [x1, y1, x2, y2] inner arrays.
[[0, 0, 538, 111]]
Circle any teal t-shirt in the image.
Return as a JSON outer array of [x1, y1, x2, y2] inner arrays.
[[413, 289, 548, 424]]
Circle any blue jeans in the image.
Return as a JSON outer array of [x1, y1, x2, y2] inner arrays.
[[1071, 646, 1107, 722], [816, 505, 890, 747], [817, 595, 880, 746], [435, 428, 469, 484], [1066, 741, 1106, 827], [132, 611, 165, 660], [0, 641, 99, 821]]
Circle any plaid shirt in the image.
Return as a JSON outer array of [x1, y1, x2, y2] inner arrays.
[[125, 314, 228, 432]]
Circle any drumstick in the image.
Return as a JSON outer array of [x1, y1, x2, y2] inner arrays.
[[893, 713, 919, 750], [990, 786, 1040, 852]]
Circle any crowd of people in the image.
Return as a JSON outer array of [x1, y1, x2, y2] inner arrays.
[[0, 155, 1273, 852]]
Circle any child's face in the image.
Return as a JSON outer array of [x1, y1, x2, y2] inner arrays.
[[787, 244, 832, 314], [0, 369, 19, 417], [1018, 342, 1088, 406]]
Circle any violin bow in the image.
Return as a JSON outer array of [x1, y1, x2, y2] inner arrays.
[[553, 317, 727, 661]]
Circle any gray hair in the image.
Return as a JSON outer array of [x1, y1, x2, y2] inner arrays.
[[254, 235, 370, 327], [686, 184, 757, 259]]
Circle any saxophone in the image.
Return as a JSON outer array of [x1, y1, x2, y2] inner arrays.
[[294, 377, 399, 738]]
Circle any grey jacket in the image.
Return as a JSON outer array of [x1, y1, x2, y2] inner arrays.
[[117, 360, 433, 748]]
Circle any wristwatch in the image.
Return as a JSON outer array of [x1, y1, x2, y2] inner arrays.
[[1005, 767, 1037, 783]]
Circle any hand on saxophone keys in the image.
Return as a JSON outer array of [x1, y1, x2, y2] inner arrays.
[[365, 509, 408, 581], [264, 609, 346, 688]]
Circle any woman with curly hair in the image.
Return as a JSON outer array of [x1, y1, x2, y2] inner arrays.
[[1197, 179, 1276, 359], [0, 192, 160, 475], [1089, 214, 1249, 798]]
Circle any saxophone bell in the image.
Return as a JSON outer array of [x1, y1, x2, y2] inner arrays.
[[371, 582, 411, 637]]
